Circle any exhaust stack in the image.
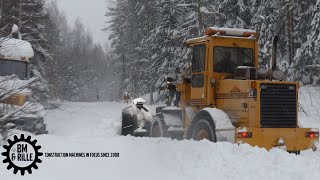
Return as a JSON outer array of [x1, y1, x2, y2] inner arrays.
[[257, 36, 284, 80], [271, 36, 278, 70]]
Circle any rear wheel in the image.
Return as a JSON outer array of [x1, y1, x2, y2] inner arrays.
[[189, 119, 216, 142], [150, 116, 167, 137]]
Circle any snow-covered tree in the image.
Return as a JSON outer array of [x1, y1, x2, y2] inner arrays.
[[293, 0, 320, 85], [106, 0, 319, 101]]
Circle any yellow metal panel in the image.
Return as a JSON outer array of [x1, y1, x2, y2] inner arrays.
[[0, 95, 27, 106], [214, 79, 252, 126], [224, 110, 248, 123], [235, 127, 319, 151], [190, 87, 204, 100], [248, 97, 259, 127]]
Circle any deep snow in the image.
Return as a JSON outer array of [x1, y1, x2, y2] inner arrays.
[[0, 88, 320, 179], [299, 85, 320, 130]]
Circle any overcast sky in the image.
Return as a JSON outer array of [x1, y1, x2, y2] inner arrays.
[[52, 0, 111, 46]]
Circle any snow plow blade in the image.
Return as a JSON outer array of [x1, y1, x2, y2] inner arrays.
[[121, 98, 152, 136], [235, 127, 319, 152]]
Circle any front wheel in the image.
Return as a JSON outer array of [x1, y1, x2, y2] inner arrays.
[[189, 119, 216, 142]]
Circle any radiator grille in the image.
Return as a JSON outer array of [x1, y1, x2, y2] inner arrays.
[[260, 84, 297, 128]]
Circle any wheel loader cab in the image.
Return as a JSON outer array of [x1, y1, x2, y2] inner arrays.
[[185, 28, 259, 107]]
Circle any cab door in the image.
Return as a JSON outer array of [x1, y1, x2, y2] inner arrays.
[[190, 43, 207, 106]]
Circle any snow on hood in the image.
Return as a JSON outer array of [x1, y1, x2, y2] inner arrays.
[[0, 38, 34, 61]]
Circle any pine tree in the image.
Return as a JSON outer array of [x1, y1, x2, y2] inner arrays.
[[294, 0, 320, 85], [106, 0, 133, 98], [105, 0, 319, 101]]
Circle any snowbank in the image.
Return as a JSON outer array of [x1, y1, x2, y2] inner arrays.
[[44, 102, 127, 137], [298, 85, 320, 130], [1, 134, 319, 180]]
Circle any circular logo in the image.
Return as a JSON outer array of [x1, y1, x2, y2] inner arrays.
[[2, 134, 43, 175]]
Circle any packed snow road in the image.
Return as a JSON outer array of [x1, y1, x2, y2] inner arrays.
[[1, 100, 320, 180]]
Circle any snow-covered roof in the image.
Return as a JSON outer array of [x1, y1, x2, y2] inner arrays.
[[0, 38, 34, 61], [208, 27, 256, 33], [205, 27, 257, 37], [186, 27, 257, 45]]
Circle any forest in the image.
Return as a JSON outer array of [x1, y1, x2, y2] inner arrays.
[[0, 0, 115, 104], [107, 0, 320, 103], [1, 0, 320, 104]]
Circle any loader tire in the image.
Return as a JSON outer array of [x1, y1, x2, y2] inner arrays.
[[150, 115, 167, 137], [189, 119, 216, 142]]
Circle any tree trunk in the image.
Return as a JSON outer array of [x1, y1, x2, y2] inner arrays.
[[150, 83, 154, 105], [287, 3, 293, 65], [197, 0, 203, 36], [147, 11, 154, 105], [0, 0, 3, 28]]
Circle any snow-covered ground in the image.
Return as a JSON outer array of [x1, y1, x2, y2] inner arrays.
[[1, 87, 320, 180], [299, 85, 320, 130], [44, 102, 125, 137]]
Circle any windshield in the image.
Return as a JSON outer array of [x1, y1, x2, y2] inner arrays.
[[0, 59, 29, 79], [213, 47, 253, 73]]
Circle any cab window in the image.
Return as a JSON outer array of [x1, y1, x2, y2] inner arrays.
[[214, 47, 253, 73], [192, 44, 205, 87], [192, 44, 205, 72]]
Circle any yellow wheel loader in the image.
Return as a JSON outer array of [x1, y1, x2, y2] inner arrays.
[[122, 27, 319, 153]]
